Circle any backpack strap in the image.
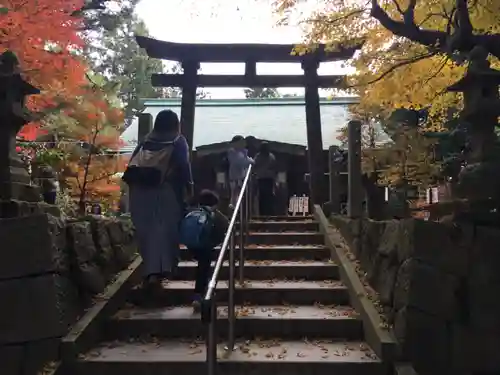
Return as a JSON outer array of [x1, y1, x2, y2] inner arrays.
[[130, 141, 144, 159], [200, 206, 216, 219], [148, 135, 180, 146]]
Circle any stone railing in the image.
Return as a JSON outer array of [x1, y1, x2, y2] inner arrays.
[[330, 215, 500, 375], [0, 207, 136, 375]]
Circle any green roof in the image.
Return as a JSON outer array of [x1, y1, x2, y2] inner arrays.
[[142, 96, 359, 107], [122, 97, 355, 150]]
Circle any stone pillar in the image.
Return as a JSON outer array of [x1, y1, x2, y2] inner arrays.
[[119, 111, 153, 214], [180, 60, 199, 151], [137, 113, 153, 143], [301, 59, 325, 206], [328, 146, 342, 214], [347, 120, 363, 218], [276, 171, 288, 215]]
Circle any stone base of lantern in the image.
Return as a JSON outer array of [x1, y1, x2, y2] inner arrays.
[[0, 199, 60, 219], [0, 153, 43, 209], [0, 181, 41, 202]]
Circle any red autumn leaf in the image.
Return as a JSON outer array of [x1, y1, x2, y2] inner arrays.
[[2, 0, 87, 140]]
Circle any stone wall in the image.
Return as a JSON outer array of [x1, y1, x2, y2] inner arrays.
[[330, 215, 500, 375], [0, 205, 136, 375]]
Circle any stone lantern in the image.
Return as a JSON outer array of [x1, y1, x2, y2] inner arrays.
[[446, 46, 500, 203], [0, 51, 41, 208]]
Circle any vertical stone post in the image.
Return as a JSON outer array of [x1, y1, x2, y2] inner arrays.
[[276, 171, 288, 216], [301, 58, 325, 206], [137, 113, 153, 143], [120, 112, 153, 214], [347, 120, 363, 218], [328, 146, 342, 214], [180, 60, 199, 151]]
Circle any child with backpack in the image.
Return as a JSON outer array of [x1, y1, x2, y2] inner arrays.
[[180, 189, 229, 312]]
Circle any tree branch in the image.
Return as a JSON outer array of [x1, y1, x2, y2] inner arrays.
[[370, 0, 500, 59], [304, 9, 366, 27], [348, 51, 435, 88], [421, 56, 449, 87], [391, 0, 404, 16], [455, 0, 473, 37], [403, 0, 417, 28], [418, 12, 448, 28]]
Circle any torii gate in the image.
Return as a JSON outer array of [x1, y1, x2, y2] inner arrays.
[[135, 36, 359, 205]]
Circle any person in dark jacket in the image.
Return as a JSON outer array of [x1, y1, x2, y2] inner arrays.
[[126, 110, 194, 295], [38, 164, 58, 204], [190, 189, 229, 312], [254, 142, 277, 216]]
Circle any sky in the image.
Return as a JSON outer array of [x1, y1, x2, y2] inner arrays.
[[134, 0, 352, 98]]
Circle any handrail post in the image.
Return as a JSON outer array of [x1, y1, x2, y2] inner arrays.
[[204, 298, 217, 375], [238, 194, 245, 285], [202, 166, 252, 374], [226, 232, 236, 351]]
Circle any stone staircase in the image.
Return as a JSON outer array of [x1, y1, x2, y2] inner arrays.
[[73, 216, 387, 375]]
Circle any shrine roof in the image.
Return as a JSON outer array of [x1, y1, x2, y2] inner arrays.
[[195, 138, 307, 157], [135, 36, 360, 63]]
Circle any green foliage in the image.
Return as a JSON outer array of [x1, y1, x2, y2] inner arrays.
[[18, 142, 67, 171], [78, 0, 140, 32], [378, 109, 440, 188], [337, 108, 440, 188], [85, 14, 165, 126], [33, 148, 66, 167]]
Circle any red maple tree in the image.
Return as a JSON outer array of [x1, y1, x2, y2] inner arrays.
[[0, 0, 88, 139], [58, 80, 125, 213]]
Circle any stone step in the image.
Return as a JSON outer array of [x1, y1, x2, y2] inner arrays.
[[251, 215, 315, 222], [246, 221, 319, 232], [246, 232, 324, 246], [174, 260, 339, 281], [128, 280, 350, 307], [77, 339, 385, 375], [179, 245, 330, 261], [107, 305, 363, 340]]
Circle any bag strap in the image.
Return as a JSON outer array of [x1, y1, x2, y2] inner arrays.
[[129, 141, 144, 161], [200, 206, 216, 219], [147, 135, 180, 146]]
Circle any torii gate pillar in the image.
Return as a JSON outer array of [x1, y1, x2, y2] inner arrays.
[[302, 59, 325, 206], [180, 60, 199, 151]]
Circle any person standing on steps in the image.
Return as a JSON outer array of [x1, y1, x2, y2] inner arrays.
[[122, 109, 193, 300], [254, 141, 277, 216], [227, 135, 254, 210], [179, 189, 228, 313]]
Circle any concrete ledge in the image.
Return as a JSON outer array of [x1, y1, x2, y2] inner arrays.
[[60, 256, 142, 362], [314, 205, 398, 362]]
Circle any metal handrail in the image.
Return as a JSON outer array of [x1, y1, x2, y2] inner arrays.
[[201, 165, 253, 375]]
